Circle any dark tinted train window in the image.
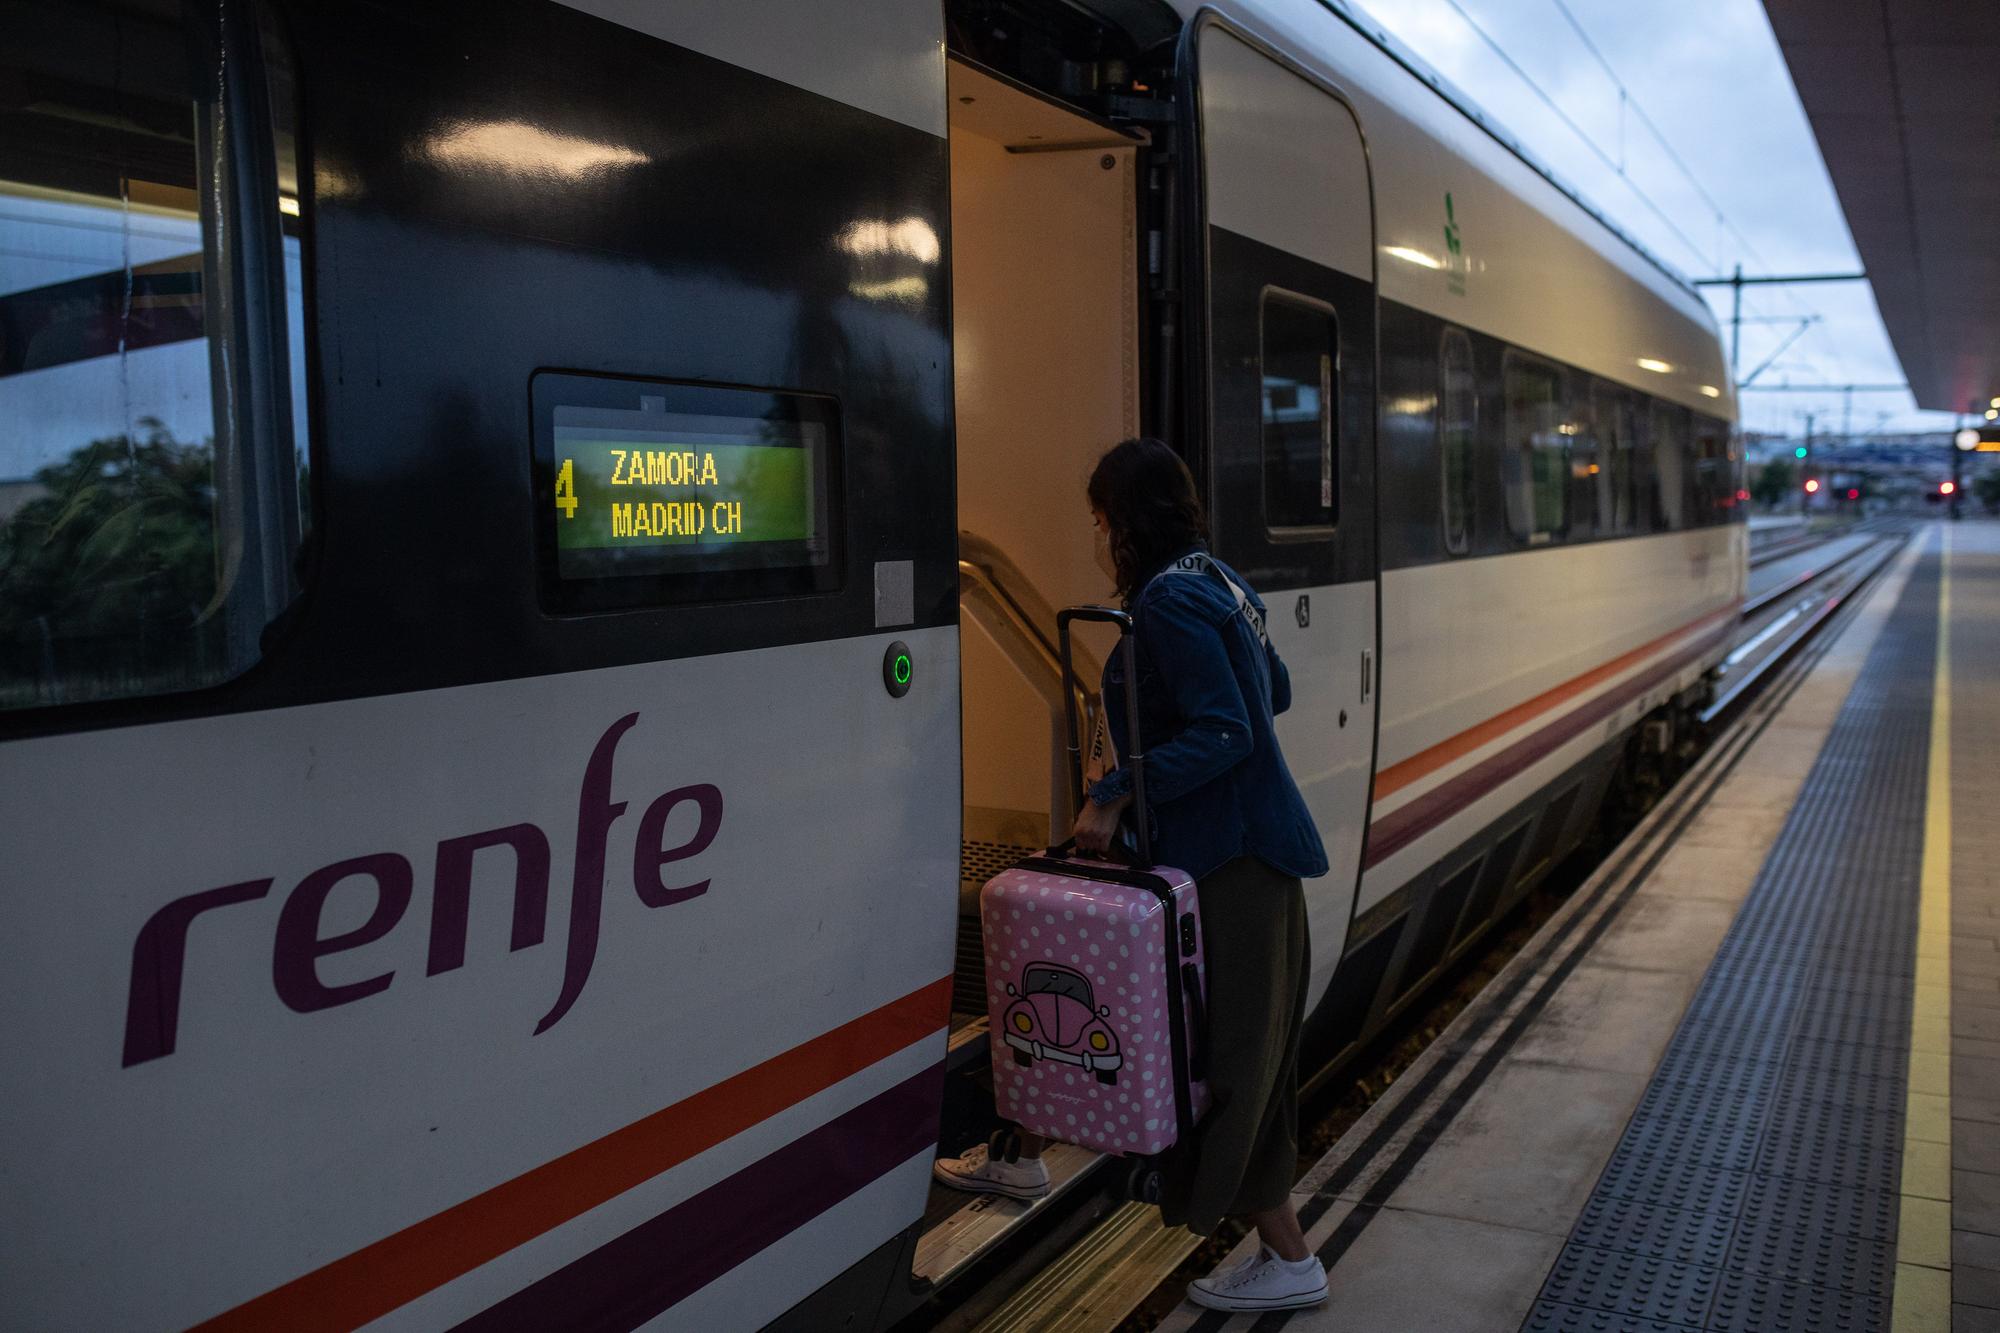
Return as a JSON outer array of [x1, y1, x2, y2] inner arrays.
[[1650, 402, 1689, 530], [1260, 291, 1337, 533], [1568, 388, 1598, 537], [1439, 327, 1475, 555], [1692, 419, 1734, 526], [1502, 354, 1566, 544], [1708, 415, 1745, 520], [1592, 384, 1638, 535], [0, 0, 308, 711]]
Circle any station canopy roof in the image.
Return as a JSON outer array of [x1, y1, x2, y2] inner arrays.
[[1764, 0, 1999, 413]]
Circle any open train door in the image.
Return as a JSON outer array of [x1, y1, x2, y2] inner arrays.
[[1182, 17, 1379, 1014]]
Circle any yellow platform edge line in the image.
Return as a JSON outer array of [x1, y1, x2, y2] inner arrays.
[[1892, 526, 1952, 1333]]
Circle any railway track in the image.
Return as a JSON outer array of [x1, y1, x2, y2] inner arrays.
[[1746, 515, 1901, 570], [906, 524, 1914, 1333]]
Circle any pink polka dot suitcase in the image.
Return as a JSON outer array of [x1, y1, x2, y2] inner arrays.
[[980, 854, 1208, 1157], [978, 604, 1209, 1159]]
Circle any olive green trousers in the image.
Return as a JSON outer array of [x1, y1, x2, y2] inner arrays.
[[1160, 855, 1310, 1237]]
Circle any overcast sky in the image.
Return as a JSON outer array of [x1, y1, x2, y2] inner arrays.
[[1352, 0, 1954, 440]]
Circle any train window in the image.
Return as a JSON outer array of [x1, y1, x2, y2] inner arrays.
[[1711, 416, 1746, 519], [1692, 419, 1734, 525], [1568, 386, 1600, 532], [1501, 353, 1566, 544], [1259, 291, 1337, 534], [1593, 384, 1639, 534], [530, 373, 842, 612], [0, 0, 308, 712], [1439, 328, 1475, 555], [1650, 402, 1690, 530]]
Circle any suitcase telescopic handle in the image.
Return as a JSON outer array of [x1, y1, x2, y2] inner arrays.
[[1056, 605, 1151, 868]]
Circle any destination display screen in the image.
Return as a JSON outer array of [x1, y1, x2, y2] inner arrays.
[[542, 388, 835, 585]]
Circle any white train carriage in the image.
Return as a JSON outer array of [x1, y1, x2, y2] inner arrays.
[[0, 0, 1738, 1327]]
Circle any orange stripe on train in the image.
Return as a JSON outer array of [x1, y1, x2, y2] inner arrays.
[[194, 977, 953, 1333]]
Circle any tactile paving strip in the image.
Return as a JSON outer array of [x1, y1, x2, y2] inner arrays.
[[1570, 1198, 1735, 1269], [1706, 1273, 1888, 1332], [1521, 552, 1941, 1332], [1522, 1301, 1691, 1333], [1539, 1245, 1718, 1327], [1721, 1220, 1895, 1297], [1737, 1174, 1900, 1245]]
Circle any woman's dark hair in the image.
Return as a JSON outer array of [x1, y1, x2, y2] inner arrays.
[[1087, 437, 1209, 600]]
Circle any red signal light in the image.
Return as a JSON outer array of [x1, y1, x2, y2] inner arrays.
[[1846, 488, 1860, 500], [1804, 479, 1820, 494], [1941, 481, 1957, 495]]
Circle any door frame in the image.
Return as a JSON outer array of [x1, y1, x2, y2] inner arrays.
[[1172, 5, 1386, 958]]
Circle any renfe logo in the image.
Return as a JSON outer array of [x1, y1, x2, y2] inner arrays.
[[120, 713, 721, 1067]]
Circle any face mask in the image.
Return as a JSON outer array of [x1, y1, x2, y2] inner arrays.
[[1092, 523, 1118, 586]]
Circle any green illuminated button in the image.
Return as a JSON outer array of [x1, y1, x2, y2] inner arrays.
[[884, 641, 914, 698]]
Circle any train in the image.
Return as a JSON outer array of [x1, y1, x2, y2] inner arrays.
[[0, 0, 1741, 1327]]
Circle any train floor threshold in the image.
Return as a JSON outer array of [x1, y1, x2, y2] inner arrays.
[[1159, 520, 2000, 1333]]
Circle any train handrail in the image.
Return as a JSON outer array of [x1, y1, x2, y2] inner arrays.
[[957, 536, 1105, 811]]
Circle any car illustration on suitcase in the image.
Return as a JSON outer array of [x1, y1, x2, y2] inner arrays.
[[1001, 963, 1123, 1083]]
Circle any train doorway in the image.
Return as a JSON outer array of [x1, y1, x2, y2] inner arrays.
[[922, 51, 1151, 1282], [918, 10, 1383, 1296]]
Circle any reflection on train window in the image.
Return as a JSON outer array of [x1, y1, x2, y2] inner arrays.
[[1650, 402, 1690, 531], [1593, 384, 1638, 535], [0, 0, 308, 711], [1718, 417, 1746, 516], [1259, 291, 1337, 534], [1501, 354, 1566, 544], [1568, 394, 1599, 537], [1692, 421, 1734, 524], [1438, 327, 1475, 555]]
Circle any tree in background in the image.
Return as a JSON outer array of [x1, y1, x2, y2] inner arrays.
[[1750, 457, 1796, 509], [0, 421, 220, 704], [1976, 471, 2000, 516]]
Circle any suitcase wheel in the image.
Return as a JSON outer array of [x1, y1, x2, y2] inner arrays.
[[1095, 1070, 1117, 1086], [1124, 1160, 1165, 1205]]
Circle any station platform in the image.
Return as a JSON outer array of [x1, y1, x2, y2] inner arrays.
[[1160, 521, 2000, 1333]]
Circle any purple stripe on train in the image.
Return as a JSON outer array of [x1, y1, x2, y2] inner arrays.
[[451, 1062, 944, 1331]]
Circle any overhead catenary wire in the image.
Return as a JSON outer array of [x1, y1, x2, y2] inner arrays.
[[1548, 0, 1756, 266], [1543, 0, 1848, 383], [1438, 0, 1845, 389], [1435, 0, 1723, 274]]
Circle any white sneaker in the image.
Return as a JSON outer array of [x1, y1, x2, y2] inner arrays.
[[932, 1141, 1051, 1200], [1187, 1246, 1329, 1312]]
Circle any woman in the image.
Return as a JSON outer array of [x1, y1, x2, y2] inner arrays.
[[936, 438, 1330, 1313]]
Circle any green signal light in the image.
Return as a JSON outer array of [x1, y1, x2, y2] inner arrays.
[[894, 655, 912, 685], [1794, 446, 1809, 458]]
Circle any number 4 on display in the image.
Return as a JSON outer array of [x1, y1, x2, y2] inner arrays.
[[555, 459, 579, 518]]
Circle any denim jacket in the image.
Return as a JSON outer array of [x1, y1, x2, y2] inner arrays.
[[1087, 549, 1331, 883]]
